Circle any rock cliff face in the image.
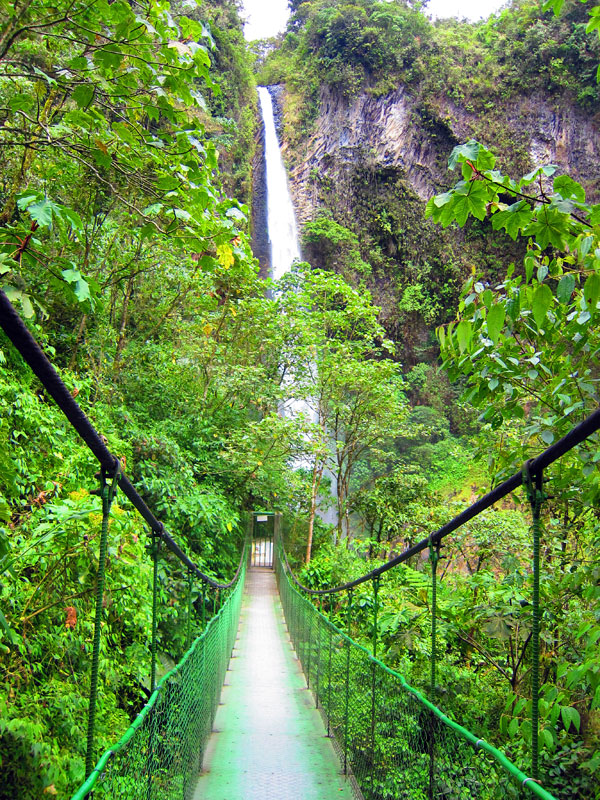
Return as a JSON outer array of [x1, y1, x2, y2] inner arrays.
[[251, 118, 270, 278], [257, 81, 600, 364], [283, 85, 600, 227]]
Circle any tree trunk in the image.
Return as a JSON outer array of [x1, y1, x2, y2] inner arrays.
[[113, 276, 134, 369], [336, 471, 344, 543], [306, 460, 324, 564], [68, 314, 88, 371]]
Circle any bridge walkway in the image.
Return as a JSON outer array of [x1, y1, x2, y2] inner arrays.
[[193, 568, 355, 800]]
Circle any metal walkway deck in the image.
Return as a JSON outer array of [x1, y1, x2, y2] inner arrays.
[[193, 569, 355, 800]]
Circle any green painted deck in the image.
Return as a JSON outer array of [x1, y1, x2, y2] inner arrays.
[[193, 569, 355, 800]]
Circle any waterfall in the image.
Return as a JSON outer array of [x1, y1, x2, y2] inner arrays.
[[257, 87, 301, 279], [257, 86, 338, 528]]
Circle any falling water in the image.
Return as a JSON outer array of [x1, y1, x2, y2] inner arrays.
[[257, 87, 301, 279], [257, 86, 338, 526], [258, 84, 304, 423]]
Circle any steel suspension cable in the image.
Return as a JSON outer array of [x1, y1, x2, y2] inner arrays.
[[0, 289, 239, 590], [281, 405, 600, 597]]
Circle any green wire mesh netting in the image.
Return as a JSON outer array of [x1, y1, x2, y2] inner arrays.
[[275, 549, 556, 800], [71, 558, 246, 800]]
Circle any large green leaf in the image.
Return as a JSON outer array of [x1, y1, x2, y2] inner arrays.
[[26, 199, 59, 227], [486, 305, 506, 344], [525, 207, 569, 249], [456, 320, 472, 353], [553, 175, 586, 203], [583, 272, 600, 311], [452, 181, 490, 225], [532, 284, 553, 328], [557, 274, 575, 304], [560, 706, 581, 733], [61, 267, 92, 304], [491, 200, 532, 240], [72, 84, 95, 108]]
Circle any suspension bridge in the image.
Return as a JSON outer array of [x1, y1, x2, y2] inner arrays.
[[2, 289, 598, 799]]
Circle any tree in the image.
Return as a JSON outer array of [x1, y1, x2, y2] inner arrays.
[[0, 0, 256, 321], [426, 138, 600, 496], [279, 264, 408, 554], [426, 140, 600, 784]]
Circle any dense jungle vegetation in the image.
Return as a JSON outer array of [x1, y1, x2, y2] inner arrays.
[[0, 0, 599, 797]]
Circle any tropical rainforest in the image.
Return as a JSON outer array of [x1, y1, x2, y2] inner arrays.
[[0, 0, 599, 798]]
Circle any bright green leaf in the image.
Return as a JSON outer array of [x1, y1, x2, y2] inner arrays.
[[553, 175, 585, 203], [557, 274, 575, 304], [72, 84, 95, 108], [456, 320, 472, 353], [486, 305, 505, 344], [583, 272, 600, 310], [532, 284, 553, 328]]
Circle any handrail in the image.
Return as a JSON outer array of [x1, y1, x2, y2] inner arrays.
[[283, 405, 600, 595], [70, 547, 247, 800], [0, 289, 238, 590], [277, 547, 557, 800]]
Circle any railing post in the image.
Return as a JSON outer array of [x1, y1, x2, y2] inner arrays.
[[290, 584, 295, 647], [85, 465, 119, 779], [315, 596, 323, 708], [298, 593, 306, 670], [523, 461, 544, 782], [186, 569, 194, 650], [327, 623, 333, 737], [371, 577, 380, 798], [428, 538, 440, 800], [150, 531, 161, 693], [200, 582, 206, 630], [307, 598, 313, 688], [429, 540, 440, 698], [344, 588, 353, 775]]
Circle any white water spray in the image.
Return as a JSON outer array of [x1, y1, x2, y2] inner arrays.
[[257, 87, 301, 279]]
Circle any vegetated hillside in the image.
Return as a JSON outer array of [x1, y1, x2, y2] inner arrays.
[[257, 0, 600, 366]]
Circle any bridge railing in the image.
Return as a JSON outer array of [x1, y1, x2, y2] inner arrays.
[[71, 553, 245, 800], [0, 290, 248, 795], [276, 404, 600, 799], [276, 543, 556, 800]]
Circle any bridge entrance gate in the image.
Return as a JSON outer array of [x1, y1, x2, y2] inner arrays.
[[250, 511, 277, 568]]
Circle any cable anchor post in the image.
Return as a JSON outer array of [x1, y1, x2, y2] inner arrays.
[[522, 460, 545, 783], [428, 536, 442, 699], [85, 461, 120, 780], [428, 535, 441, 800], [370, 575, 381, 796], [343, 588, 353, 775], [147, 524, 163, 693], [372, 575, 380, 658], [186, 568, 194, 650]]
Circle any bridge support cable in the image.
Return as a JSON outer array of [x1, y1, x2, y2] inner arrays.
[[276, 406, 600, 797], [0, 289, 248, 791], [0, 289, 238, 590], [276, 540, 558, 800], [71, 556, 246, 800], [280, 403, 600, 599]]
